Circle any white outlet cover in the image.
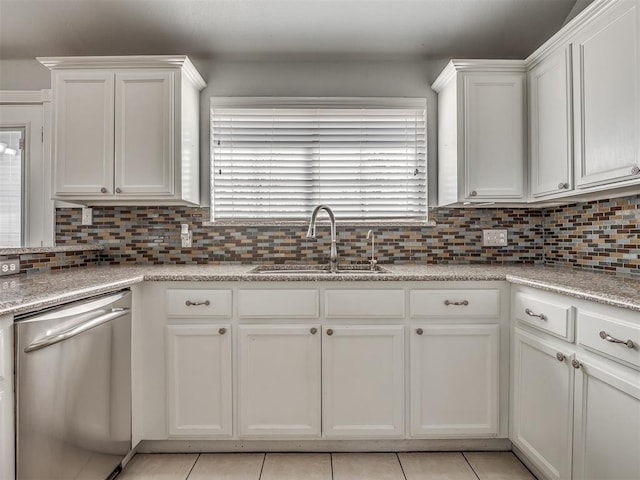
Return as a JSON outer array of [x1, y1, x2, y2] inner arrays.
[[82, 207, 93, 225]]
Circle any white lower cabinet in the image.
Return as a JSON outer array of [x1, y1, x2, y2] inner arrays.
[[238, 324, 321, 438], [0, 315, 14, 480], [511, 328, 574, 480], [572, 358, 640, 480], [321, 325, 404, 438], [166, 324, 232, 437], [410, 324, 500, 437]]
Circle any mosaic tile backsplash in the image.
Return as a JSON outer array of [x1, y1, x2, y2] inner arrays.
[[50, 194, 638, 275], [0, 249, 100, 275], [56, 206, 544, 266]]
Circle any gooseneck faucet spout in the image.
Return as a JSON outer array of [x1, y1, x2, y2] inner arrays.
[[307, 205, 338, 273]]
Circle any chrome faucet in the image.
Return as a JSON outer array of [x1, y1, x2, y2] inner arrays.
[[366, 230, 377, 270], [307, 205, 338, 273]]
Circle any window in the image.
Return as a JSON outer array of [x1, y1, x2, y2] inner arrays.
[[210, 98, 427, 222], [0, 128, 24, 247]]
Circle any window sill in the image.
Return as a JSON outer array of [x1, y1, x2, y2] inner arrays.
[[202, 219, 437, 228]]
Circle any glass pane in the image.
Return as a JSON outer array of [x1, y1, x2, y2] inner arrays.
[[0, 129, 24, 247]]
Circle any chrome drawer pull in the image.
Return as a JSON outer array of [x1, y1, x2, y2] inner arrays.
[[599, 331, 635, 349], [444, 300, 469, 306], [185, 300, 210, 307], [525, 308, 546, 321]]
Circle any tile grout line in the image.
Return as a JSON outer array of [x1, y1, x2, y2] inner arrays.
[[184, 453, 201, 480], [395, 452, 408, 480], [258, 452, 267, 480], [461, 452, 482, 480]]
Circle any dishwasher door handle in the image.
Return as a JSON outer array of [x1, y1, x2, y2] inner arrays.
[[24, 308, 130, 353]]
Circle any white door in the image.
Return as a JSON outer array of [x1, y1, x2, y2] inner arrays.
[[0, 316, 14, 480], [166, 324, 232, 437], [511, 328, 574, 480], [52, 70, 114, 195], [322, 325, 404, 438], [0, 103, 53, 247], [463, 72, 525, 200], [115, 71, 174, 196], [572, 358, 640, 480], [572, 1, 639, 187], [529, 47, 573, 198], [410, 324, 499, 437], [238, 324, 321, 438]]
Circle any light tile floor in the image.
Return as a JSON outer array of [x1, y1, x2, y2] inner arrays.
[[118, 452, 536, 480]]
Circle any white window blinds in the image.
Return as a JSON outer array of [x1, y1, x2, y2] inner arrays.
[[211, 99, 427, 221]]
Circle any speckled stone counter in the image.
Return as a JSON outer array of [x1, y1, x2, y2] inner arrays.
[[0, 264, 638, 316]]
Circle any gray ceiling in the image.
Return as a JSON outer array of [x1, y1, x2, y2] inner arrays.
[[0, 0, 588, 61]]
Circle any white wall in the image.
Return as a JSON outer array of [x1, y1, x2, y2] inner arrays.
[[0, 57, 446, 206]]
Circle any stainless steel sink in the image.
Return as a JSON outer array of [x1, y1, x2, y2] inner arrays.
[[248, 265, 390, 275]]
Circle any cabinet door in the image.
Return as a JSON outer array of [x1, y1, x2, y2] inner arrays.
[[573, 358, 640, 480], [573, 1, 639, 188], [410, 324, 499, 437], [166, 324, 232, 437], [115, 71, 174, 195], [238, 324, 321, 437], [511, 328, 574, 480], [322, 325, 404, 438], [463, 73, 525, 200], [53, 70, 114, 195], [0, 316, 14, 480], [530, 47, 573, 198]]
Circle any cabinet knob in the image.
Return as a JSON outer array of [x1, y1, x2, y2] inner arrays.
[[326, 328, 333, 336], [571, 359, 581, 369], [115, 187, 122, 193], [632, 166, 640, 175], [218, 327, 226, 335], [556, 352, 566, 362], [416, 328, 423, 335], [100, 187, 107, 193], [470, 190, 478, 197], [310, 327, 317, 335], [558, 182, 569, 189]]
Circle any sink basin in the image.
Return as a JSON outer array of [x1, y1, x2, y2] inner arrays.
[[248, 265, 390, 275]]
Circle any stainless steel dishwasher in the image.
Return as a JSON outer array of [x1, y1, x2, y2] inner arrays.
[[15, 290, 132, 480]]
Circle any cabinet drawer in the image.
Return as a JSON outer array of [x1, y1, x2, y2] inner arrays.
[[166, 289, 232, 318], [514, 292, 574, 340], [238, 289, 319, 318], [577, 310, 640, 369], [410, 289, 500, 318], [325, 290, 404, 319]]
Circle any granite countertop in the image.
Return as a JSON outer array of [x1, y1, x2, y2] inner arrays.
[[0, 264, 638, 316]]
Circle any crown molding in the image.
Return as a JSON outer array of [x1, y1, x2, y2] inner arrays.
[[0, 89, 51, 104], [526, 0, 624, 68], [431, 59, 527, 92], [37, 55, 206, 90]]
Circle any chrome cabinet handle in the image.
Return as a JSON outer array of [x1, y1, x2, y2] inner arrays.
[[310, 327, 317, 335], [416, 328, 423, 335], [556, 352, 566, 362], [100, 187, 107, 193], [525, 308, 547, 321], [558, 182, 569, 189], [218, 327, 226, 335], [185, 300, 210, 306], [632, 166, 639, 175], [444, 300, 469, 306], [599, 331, 635, 349], [469, 190, 478, 197], [571, 359, 581, 369], [326, 329, 333, 336], [115, 187, 122, 193]]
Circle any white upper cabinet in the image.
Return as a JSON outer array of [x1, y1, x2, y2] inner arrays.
[[432, 61, 527, 206], [572, 0, 639, 188], [528, 47, 573, 198], [39, 56, 205, 205]]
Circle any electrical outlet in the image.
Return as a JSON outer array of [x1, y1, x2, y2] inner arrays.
[[82, 207, 93, 225], [0, 259, 20, 276], [483, 229, 508, 247]]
